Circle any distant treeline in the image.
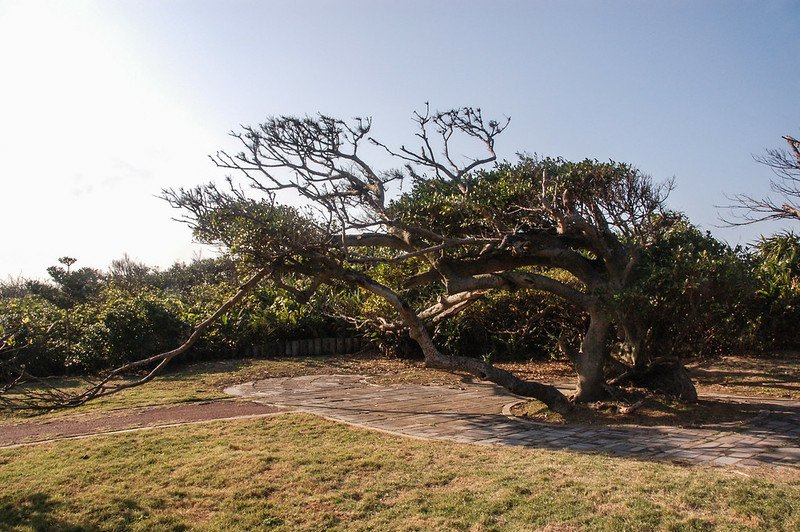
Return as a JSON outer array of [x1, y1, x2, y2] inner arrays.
[[0, 255, 357, 376]]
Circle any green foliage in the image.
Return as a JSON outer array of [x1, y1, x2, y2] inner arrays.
[[69, 289, 188, 371], [26, 259, 103, 309], [165, 187, 326, 266], [0, 296, 66, 375], [237, 285, 350, 345], [1, 255, 361, 377], [390, 156, 666, 242], [623, 220, 756, 359], [154, 256, 238, 293], [389, 167, 532, 237], [433, 288, 583, 362], [750, 232, 800, 350]]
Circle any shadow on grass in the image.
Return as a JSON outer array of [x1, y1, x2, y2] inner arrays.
[[0, 493, 96, 531], [0, 493, 153, 531], [691, 365, 800, 395]]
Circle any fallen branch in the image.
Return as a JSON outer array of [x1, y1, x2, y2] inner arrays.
[[618, 399, 645, 415]]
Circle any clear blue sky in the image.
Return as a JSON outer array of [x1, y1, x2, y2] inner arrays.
[[1, 0, 798, 277]]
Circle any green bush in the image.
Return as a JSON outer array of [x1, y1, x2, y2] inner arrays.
[[69, 289, 188, 371], [433, 284, 584, 363], [750, 232, 800, 351], [623, 221, 756, 360], [0, 296, 67, 376]]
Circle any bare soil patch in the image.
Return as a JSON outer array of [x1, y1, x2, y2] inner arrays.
[[0, 400, 283, 447]]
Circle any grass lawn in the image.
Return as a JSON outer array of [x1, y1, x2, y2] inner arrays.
[[1, 413, 799, 531]]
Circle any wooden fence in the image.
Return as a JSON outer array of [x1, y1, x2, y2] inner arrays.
[[243, 337, 373, 357]]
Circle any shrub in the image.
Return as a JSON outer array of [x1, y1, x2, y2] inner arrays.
[[69, 290, 188, 371], [0, 296, 67, 376], [750, 232, 800, 351], [623, 221, 756, 360]]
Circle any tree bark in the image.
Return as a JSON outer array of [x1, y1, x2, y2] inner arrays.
[[572, 309, 611, 402]]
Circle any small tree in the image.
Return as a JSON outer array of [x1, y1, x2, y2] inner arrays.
[[26, 257, 103, 309], [108, 253, 152, 293]]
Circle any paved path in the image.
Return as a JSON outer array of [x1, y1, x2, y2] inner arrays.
[[226, 374, 800, 469], [0, 401, 284, 448]]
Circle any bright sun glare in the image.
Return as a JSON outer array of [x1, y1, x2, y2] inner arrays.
[[0, 1, 216, 278]]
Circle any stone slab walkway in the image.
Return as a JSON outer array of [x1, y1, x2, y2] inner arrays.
[[226, 374, 800, 469]]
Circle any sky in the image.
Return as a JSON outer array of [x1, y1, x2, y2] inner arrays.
[[1, 0, 798, 279]]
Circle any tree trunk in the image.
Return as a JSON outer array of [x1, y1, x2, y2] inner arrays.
[[616, 317, 698, 402], [620, 317, 650, 369], [572, 310, 610, 403], [348, 273, 573, 414]]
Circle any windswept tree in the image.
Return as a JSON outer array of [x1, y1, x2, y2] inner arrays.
[[727, 134, 800, 223], [1, 106, 693, 412], [163, 106, 691, 403]]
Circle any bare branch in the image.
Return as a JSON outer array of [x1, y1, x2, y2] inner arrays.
[[723, 132, 800, 225]]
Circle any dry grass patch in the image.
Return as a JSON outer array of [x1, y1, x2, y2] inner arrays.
[[1, 414, 798, 530]]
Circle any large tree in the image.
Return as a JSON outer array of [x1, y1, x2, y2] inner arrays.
[[1, 106, 694, 412], [164, 106, 692, 403]]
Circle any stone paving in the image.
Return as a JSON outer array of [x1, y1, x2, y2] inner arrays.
[[225, 374, 800, 469]]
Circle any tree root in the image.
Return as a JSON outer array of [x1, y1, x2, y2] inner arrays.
[[607, 357, 698, 402]]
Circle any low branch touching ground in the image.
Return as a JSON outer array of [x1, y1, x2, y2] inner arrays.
[[0, 268, 270, 411]]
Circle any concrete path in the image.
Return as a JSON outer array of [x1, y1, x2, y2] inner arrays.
[[226, 374, 800, 469]]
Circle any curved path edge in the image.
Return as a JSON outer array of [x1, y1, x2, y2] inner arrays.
[[226, 374, 800, 470], [0, 400, 285, 449]]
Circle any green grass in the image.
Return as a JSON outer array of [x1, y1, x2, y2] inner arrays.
[[1, 414, 798, 531]]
